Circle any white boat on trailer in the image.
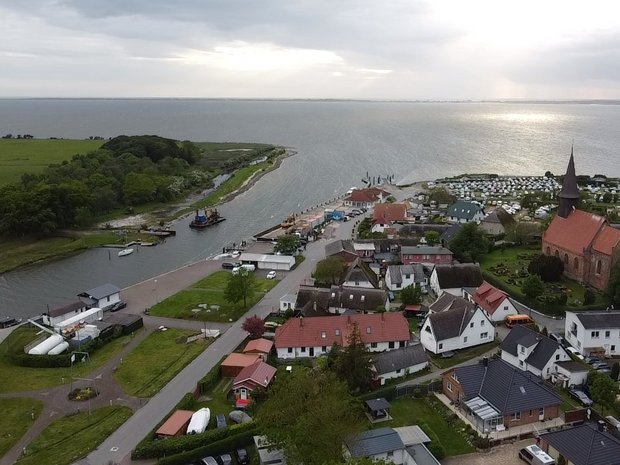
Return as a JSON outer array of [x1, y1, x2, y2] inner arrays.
[[118, 248, 134, 257]]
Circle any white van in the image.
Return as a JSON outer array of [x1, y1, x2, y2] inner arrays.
[[518, 445, 555, 465], [232, 264, 255, 274]]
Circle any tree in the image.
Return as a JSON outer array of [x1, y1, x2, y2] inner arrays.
[[257, 369, 365, 465], [607, 263, 620, 306], [589, 371, 619, 413], [224, 268, 255, 307], [242, 315, 266, 339], [313, 256, 346, 286], [449, 222, 490, 262], [528, 254, 564, 282], [611, 362, 620, 382], [522, 274, 545, 299], [583, 288, 595, 305], [274, 234, 301, 255], [424, 230, 440, 245], [332, 323, 373, 393], [507, 221, 541, 245], [401, 284, 422, 305], [428, 187, 456, 204]]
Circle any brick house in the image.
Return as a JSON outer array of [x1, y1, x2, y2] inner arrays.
[[344, 188, 390, 209], [400, 245, 453, 266], [232, 361, 277, 407], [325, 240, 358, 265], [372, 203, 409, 233]]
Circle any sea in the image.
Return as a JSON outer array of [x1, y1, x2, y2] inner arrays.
[[1, 99, 619, 318]]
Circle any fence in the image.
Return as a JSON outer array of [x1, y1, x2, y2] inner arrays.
[[360, 380, 442, 402]]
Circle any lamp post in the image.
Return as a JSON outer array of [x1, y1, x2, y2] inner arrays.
[[153, 279, 158, 304]]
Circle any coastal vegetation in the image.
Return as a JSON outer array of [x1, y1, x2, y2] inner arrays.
[[0, 398, 44, 457]]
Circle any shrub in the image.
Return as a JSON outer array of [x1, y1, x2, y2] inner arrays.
[[528, 254, 564, 282], [583, 288, 596, 305], [198, 357, 225, 394]]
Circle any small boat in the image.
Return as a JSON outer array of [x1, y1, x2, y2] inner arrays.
[[118, 248, 134, 257], [187, 407, 210, 434], [190, 208, 226, 229]]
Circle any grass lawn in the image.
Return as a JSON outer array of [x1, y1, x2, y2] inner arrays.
[[196, 377, 236, 428], [0, 139, 103, 186], [115, 328, 208, 397], [0, 397, 44, 457], [0, 327, 136, 393], [378, 397, 474, 456], [150, 271, 279, 322], [15, 406, 132, 465], [429, 341, 500, 369]]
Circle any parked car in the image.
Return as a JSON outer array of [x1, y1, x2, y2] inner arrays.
[[236, 448, 249, 465], [266, 271, 277, 279], [216, 454, 232, 465], [518, 445, 555, 465], [566, 346, 584, 360], [109, 301, 127, 312], [585, 356, 602, 365], [221, 262, 235, 270], [549, 333, 567, 347], [200, 457, 218, 465], [216, 414, 227, 429], [569, 389, 594, 406], [597, 366, 612, 374], [591, 362, 610, 370], [606, 415, 620, 430]]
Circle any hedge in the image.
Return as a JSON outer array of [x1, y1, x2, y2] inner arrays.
[[358, 385, 396, 402], [198, 356, 225, 394]]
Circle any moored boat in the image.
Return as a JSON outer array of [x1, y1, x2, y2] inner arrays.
[[189, 208, 226, 229], [118, 248, 134, 257]]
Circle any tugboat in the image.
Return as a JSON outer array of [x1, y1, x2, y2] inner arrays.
[[189, 208, 226, 229]]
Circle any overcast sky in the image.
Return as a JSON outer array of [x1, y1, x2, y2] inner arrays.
[[1, 0, 619, 99]]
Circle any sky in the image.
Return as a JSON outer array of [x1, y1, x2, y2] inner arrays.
[[1, 0, 619, 99]]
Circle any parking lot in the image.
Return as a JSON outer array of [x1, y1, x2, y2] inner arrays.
[[441, 439, 533, 465]]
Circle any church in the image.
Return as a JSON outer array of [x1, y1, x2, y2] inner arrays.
[[542, 151, 620, 291]]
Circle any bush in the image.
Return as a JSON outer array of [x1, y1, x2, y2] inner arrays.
[[583, 288, 596, 305], [528, 254, 564, 282], [198, 357, 225, 394]]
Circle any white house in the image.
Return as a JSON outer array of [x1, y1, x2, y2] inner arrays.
[[239, 252, 295, 271], [565, 310, 620, 357], [446, 201, 485, 224], [385, 265, 417, 291], [371, 344, 429, 385], [463, 281, 520, 323], [429, 264, 483, 296], [78, 284, 121, 310], [279, 293, 297, 313], [42, 300, 89, 327], [420, 306, 493, 354], [353, 242, 375, 259], [342, 258, 379, 289]]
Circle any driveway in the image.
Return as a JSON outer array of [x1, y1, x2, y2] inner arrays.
[[442, 439, 533, 465]]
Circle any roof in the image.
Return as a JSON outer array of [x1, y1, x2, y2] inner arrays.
[[427, 306, 478, 341], [540, 422, 620, 465], [544, 210, 609, 256], [472, 282, 509, 315], [233, 361, 277, 388], [274, 312, 410, 349], [482, 208, 516, 228], [156, 410, 194, 436], [440, 224, 462, 242], [450, 359, 561, 415], [239, 253, 295, 265], [393, 426, 431, 446], [447, 201, 483, 220], [47, 301, 87, 318], [592, 225, 620, 255], [345, 188, 389, 203], [428, 293, 475, 314], [365, 398, 391, 411], [79, 283, 120, 300], [295, 285, 388, 314], [373, 203, 409, 224], [243, 338, 274, 354], [387, 265, 416, 286], [353, 242, 376, 251], [325, 240, 356, 257], [570, 311, 620, 329], [401, 245, 453, 256], [555, 360, 589, 373], [433, 263, 483, 289], [371, 344, 428, 375], [501, 325, 565, 370], [559, 152, 580, 200], [221, 353, 261, 368], [344, 258, 379, 288], [346, 427, 404, 458]]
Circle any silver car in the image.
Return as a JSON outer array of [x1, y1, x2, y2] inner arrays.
[[569, 389, 593, 406]]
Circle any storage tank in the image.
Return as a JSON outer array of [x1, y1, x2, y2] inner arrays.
[[47, 341, 69, 355], [28, 334, 64, 355]]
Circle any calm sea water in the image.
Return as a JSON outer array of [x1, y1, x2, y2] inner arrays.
[[1, 99, 619, 317]]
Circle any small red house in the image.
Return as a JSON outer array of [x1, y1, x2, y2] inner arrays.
[[221, 353, 261, 378], [400, 245, 453, 265], [243, 338, 274, 361], [155, 409, 194, 437], [232, 361, 277, 407]]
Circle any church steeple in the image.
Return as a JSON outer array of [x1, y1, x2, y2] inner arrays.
[[558, 146, 580, 218]]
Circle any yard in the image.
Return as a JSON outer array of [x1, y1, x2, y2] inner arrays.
[[196, 377, 236, 428], [114, 328, 208, 397], [429, 341, 500, 369], [15, 405, 132, 465], [0, 397, 44, 457], [149, 271, 279, 322]]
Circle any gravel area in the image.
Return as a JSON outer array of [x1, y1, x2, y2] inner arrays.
[[441, 439, 534, 465]]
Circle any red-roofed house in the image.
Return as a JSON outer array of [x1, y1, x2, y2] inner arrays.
[[372, 203, 409, 233], [221, 353, 261, 377], [344, 188, 390, 209], [274, 312, 410, 359], [465, 281, 519, 322], [243, 338, 274, 361], [232, 361, 277, 407], [155, 410, 194, 437], [542, 153, 620, 290]]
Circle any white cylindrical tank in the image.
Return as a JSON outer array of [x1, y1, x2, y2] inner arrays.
[[47, 341, 69, 355], [28, 334, 64, 355]]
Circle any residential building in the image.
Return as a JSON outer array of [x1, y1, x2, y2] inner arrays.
[[295, 285, 390, 316], [77, 283, 121, 310], [372, 203, 409, 233], [400, 245, 453, 266], [371, 344, 429, 385], [232, 361, 277, 407], [279, 293, 296, 313], [344, 187, 390, 209], [274, 312, 410, 359], [427, 292, 475, 315], [353, 242, 376, 260], [440, 223, 462, 247], [446, 201, 485, 224], [420, 305, 493, 354], [442, 358, 562, 434], [42, 300, 89, 327], [542, 152, 620, 290], [220, 353, 261, 377], [429, 263, 483, 296], [540, 422, 620, 465], [324, 240, 358, 264], [243, 338, 274, 361], [464, 281, 519, 322], [385, 264, 427, 292], [565, 310, 620, 357], [343, 258, 379, 289], [479, 207, 515, 236]]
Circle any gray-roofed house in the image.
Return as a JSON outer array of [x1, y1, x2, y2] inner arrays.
[[385, 264, 427, 292], [400, 245, 453, 266], [427, 292, 475, 315], [479, 207, 516, 236], [446, 200, 485, 224], [540, 422, 620, 465], [429, 263, 484, 296], [371, 344, 429, 385], [295, 285, 389, 316], [343, 258, 380, 289], [501, 325, 580, 386], [279, 293, 297, 313], [440, 223, 462, 247], [420, 304, 493, 354], [42, 300, 89, 326], [77, 283, 121, 310], [565, 310, 620, 357], [443, 358, 562, 434], [324, 239, 358, 264]]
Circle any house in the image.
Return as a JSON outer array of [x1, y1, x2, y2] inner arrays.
[[372, 203, 409, 233], [565, 310, 620, 357], [464, 281, 519, 322], [232, 361, 277, 407], [542, 152, 620, 290], [155, 410, 194, 437], [479, 207, 516, 236], [42, 300, 89, 327], [239, 252, 296, 271], [440, 223, 462, 247], [427, 292, 476, 315], [274, 312, 411, 359], [420, 305, 493, 354], [343, 258, 379, 289], [295, 285, 390, 316], [325, 240, 358, 264], [400, 245, 453, 266], [344, 187, 390, 209], [77, 283, 121, 310], [446, 201, 485, 224], [279, 293, 296, 313], [371, 344, 429, 385], [385, 264, 421, 291], [429, 263, 484, 296], [353, 242, 376, 260], [243, 338, 274, 360], [442, 358, 562, 434], [220, 353, 261, 377], [500, 325, 580, 386], [539, 422, 620, 465]]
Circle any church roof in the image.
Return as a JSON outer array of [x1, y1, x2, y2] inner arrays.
[[592, 226, 620, 255], [560, 151, 580, 200], [544, 210, 607, 255]]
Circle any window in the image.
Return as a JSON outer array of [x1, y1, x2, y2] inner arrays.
[[564, 254, 568, 265], [371, 342, 377, 348], [540, 408, 545, 417], [597, 260, 602, 274], [288, 348, 292, 353], [321, 331, 326, 339], [452, 372, 458, 381], [405, 274, 411, 279], [529, 410, 533, 417], [301, 347, 306, 353], [387, 451, 394, 459], [349, 294, 354, 300], [396, 283, 401, 288], [546, 246, 551, 255], [447, 382, 453, 392], [577, 340, 581, 348], [361, 295, 365, 302], [438, 343, 443, 350], [480, 332, 488, 339], [400, 341, 405, 348], [463, 336, 468, 343], [511, 412, 521, 420], [425, 326, 432, 333], [470, 322, 474, 328], [396, 369, 401, 374], [366, 326, 372, 334], [592, 331, 600, 338], [388, 341, 395, 349], [322, 346, 327, 352], [503, 305, 508, 310], [555, 354, 560, 360], [574, 257, 579, 270], [481, 320, 485, 326], [612, 345, 616, 351], [520, 346, 525, 354], [335, 329, 340, 336], [605, 331, 611, 338], [519, 360, 524, 367], [355, 281, 359, 286]]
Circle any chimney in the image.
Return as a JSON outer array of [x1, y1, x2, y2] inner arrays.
[[482, 356, 489, 367], [598, 420, 606, 432], [299, 315, 303, 327]]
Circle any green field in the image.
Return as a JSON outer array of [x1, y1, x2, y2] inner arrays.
[[150, 271, 279, 322], [15, 406, 132, 465], [114, 328, 208, 397], [0, 139, 103, 186], [0, 397, 44, 458]]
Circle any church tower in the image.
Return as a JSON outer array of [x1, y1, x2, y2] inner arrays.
[[558, 148, 580, 218]]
